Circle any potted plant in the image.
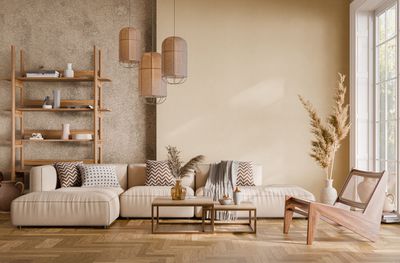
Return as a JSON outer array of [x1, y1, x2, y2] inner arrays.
[[166, 146, 204, 200], [299, 73, 350, 204]]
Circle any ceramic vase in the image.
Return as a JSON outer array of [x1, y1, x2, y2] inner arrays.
[[62, 124, 70, 140], [64, 63, 74, 78], [233, 191, 243, 205], [357, 177, 376, 203], [171, 179, 186, 200], [53, 90, 61, 108], [320, 179, 337, 205], [0, 180, 24, 211]]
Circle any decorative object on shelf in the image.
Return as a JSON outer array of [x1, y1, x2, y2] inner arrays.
[[320, 178, 337, 205], [233, 186, 243, 205], [62, 124, 70, 140], [166, 145, 205, 200], [26, 70, 60, 78], [119, 0, 140, 68], [299, 73, 350, 205], [161, 0, 187, 84], [64, 63, 74, 78], [219, 194, 233, 205], [53, 89, 61, 108], [139, 52, 167, 104], [29, 133, 43, 140], [42, 96, 52, 109], [383, 193, 396, 212], [72, 134, 92, 140], [0, 179, 24, 211]]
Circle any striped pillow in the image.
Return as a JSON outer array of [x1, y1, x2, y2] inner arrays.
[[54, 161, 83, 188], [236, 161, 256, 186], [144, 160, 175, 186]]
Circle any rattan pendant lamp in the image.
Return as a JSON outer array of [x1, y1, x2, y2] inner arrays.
[[162, 0, 187, 84], [139, 0, 167, 104], [119, 0, 141, 68]]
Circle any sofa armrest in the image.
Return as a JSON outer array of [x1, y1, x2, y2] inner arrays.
[[30, 165, 57, 192]]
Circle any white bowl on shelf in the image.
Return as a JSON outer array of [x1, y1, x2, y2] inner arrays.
[[72, 134, 92, 140]]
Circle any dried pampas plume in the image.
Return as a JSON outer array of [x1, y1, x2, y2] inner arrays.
[[299, 73, 350, 180]]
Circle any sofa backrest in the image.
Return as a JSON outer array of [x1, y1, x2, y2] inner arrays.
[[126, 163, 262, 190], [195, 163, 263, 189], [127, 164, 195, 190], [113, 164, 129, 190]]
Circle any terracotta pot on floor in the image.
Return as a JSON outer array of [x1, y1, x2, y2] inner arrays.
[[0, 175, 24, 211]]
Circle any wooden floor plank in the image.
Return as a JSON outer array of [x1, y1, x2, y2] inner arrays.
[[0, 213, 400, 263]]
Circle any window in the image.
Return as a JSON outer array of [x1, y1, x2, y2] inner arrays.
[[375, 3, 398, 199]]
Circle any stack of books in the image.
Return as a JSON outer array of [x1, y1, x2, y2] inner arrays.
[[382, 212, 400, 223], [26, 70, 60, 78]]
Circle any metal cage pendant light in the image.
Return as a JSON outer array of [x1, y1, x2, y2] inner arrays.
[[119, 0, 141, 68], [139, 52, 167, 104], [162, 0, 187, 84], [139, 0, 167, 104]]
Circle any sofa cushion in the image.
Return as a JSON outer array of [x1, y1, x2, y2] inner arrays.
[[120, 186, 195, 218], [54, 161, 83, 188], [79, 164, 121, 188], [144, 160, 175, 186], [56, 186, 124, 196], [195, 185, 315, 218], [11, 189, 120, 226]]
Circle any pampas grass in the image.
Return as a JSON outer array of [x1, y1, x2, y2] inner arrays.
[[299, 73, 350, 180], [166, 146, 205, 179]]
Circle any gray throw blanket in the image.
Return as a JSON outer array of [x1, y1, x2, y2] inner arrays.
[[204, 161, 238, 220]]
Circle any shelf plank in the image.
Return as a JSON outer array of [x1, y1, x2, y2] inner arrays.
[[14, 107, 110, 112], [24, 99, 94, 107], [16, 77, 111, 82], [18, 139, 93, 143], [24, 159, 95, 166]]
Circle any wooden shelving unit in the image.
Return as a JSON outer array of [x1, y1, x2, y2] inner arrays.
[[8, 45, 111, 179]]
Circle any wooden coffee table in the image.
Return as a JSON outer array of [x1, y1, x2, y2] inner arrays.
[[151, 197, 214, 234], [204, 202, 257, 233]]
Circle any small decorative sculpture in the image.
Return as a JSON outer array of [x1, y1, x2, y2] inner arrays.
[[30, 133, 44, 140], [64, 63, 74, 78], [42, 96, 52, 109]]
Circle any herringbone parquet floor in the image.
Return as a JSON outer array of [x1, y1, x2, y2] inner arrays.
[[1, 213, 400, 263]]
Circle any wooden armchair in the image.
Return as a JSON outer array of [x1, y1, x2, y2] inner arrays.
[[283, 169, 387, 245]]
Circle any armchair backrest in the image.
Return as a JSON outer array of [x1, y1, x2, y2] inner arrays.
[[336, 169, 387, 223]]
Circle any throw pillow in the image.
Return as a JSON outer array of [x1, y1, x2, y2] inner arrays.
[[236, 161, 256, 186], [79, 165, 121, 188], [144, 160, 175, 186], [54, 161, 83, 188]]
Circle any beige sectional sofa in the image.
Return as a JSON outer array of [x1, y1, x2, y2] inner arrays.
[[11, 163, 315, 227]]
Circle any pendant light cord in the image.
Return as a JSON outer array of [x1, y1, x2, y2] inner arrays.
[[173, 0, 176, 36], [128, 0, 131, 26]]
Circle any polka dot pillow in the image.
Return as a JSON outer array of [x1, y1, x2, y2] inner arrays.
[[79, 164, 120, 188]]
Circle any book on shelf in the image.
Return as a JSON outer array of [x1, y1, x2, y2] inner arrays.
[[382, 212, 400, 223], [25, 70, 60, 78]]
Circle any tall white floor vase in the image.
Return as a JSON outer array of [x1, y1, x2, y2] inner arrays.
[[320, 179, 337, 205]]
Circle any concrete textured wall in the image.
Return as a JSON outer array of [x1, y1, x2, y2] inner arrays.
[[157, 0, 349, 198], [0, 0, 156, 176]]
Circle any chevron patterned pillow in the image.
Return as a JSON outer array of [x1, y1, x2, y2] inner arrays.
[[54, 161, 83, 188], [236, 161, 256, 186], [144, 160, 175, 186], [79, 165, 121, 188]]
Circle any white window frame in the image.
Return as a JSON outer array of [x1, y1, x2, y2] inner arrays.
[[350, 0, 399, 212]]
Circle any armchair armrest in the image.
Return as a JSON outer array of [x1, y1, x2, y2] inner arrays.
[[29, 165, 57, 192]]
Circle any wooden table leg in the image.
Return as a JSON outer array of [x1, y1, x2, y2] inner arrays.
[[151, 205, 154, 233], [254, 209, 257, 234], [157, 206, 159, 225], [211, 206, 215, 233], [202, 206, 205, 232]]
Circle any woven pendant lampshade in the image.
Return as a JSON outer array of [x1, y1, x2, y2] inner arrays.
[[162, 36, 187, 84], [139, 52, 167, 99], [119, 27, 141, 68]]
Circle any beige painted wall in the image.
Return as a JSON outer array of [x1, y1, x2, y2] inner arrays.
[[0, 0, 156, 176], [157, 0, 350, 196]]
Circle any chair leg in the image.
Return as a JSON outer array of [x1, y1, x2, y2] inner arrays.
[[307, 205, 319, 245], [283, 207, 294, 234]]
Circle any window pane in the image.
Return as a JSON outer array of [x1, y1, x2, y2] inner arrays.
[[378, 12, 386, 43], [387, 5, 397, 38], [387, 80, 397, 121], [388, 120, 397, 161], [378, 44, 386, 82], [387, 39, 396, 79]]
